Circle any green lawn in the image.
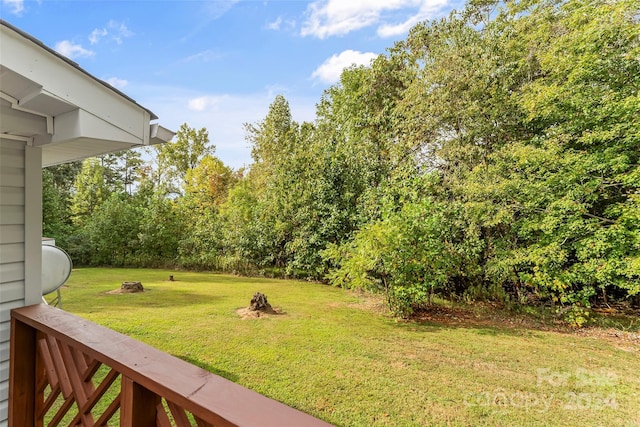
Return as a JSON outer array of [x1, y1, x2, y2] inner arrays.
[[55, 268, 639, 426]]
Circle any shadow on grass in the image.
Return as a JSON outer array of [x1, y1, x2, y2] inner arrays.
[[174, 354, 239, 382], [94, 287, 229, 309]]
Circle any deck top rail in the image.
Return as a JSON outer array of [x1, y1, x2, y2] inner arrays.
[[9, 303, 333, 427]]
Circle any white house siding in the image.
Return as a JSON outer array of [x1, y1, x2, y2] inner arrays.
[[0, 138, 25, 425]]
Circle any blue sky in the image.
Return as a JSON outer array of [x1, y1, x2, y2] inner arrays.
[[1, 0, 460, 168]]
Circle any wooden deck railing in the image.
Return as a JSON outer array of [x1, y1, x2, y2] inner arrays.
[[9, 304, 333, 427]]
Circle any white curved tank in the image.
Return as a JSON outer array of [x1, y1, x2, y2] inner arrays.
[[42, 244, 72, 295]]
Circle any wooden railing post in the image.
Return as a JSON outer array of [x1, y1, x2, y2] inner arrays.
[[120, 377, 161, 427], [9, 316, 37, 427]]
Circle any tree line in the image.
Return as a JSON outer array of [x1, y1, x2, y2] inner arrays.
[[43, 0, 640, 324]]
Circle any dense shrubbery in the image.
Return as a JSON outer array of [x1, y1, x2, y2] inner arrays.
[[44, 0, 640, 323]]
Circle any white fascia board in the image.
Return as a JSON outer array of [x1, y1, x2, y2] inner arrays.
[[0, 91, 53, 135], [0, 100, 47, 136], [19, 89, 76, 117], [0, 25, 151, 144], [51, 109, 141, 146], [0, 64, 42, 100], [149, 124, 176, 146]]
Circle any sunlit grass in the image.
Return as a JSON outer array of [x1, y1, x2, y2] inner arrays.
[[55, 268, 640, 426]]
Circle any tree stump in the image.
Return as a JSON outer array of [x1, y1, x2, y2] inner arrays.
[[121, 281, 144, 293], [249, 292, 273, 312]]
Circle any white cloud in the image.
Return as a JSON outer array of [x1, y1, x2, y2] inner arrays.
[[188, 95, 227, 112], [182, 50, 221, 63], [3, 0, 24, 15], [378, 0, 448, 37], [54, 40, 95, 59], [265, 17, 296, 32], [266, 17, 283, 30], [377, 20, 417, 38], [89, 28, 108, 45], [88, 21, 133, 46], [204, 0, 240, 19], [265, 84, 289, 99], [108, 20, 134, 45], [301, 0, 449, 39], [105, 77, 128, 89], [311, 50, 377, 84]]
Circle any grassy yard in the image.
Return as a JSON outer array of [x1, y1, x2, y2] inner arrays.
[[54, 268, 639, 426]]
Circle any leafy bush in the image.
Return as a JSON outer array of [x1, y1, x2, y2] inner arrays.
[[324, 184, 483, 316]]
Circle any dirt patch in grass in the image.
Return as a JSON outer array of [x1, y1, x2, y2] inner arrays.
[[106, 288, 146, 295], [407, 302, 640, 351], [343, 291, 390, 314], [410, 303, 560, 330], [574, 328, 640, 352], [343, 291, 640, 351], [347, 298, 388, 314], [236, 307, 285, 319]]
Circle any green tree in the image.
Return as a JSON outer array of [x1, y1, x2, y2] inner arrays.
[[324, 0, 640, 319], [324, 175, 484, 316], [219, 179, 267, 273], [183, 155, 234, 209], [155, 123, 212, 195], [177, 155, 235, 270], [42, 161, 82, 246], [82, 193, 141, 266], [136, 193, 181, 267], [69, 158, 112, 225], [465, 0, 640, 315], [42, 169, 67, 239], [241, 95, 302, 271], [44, 161, 82, 199]]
